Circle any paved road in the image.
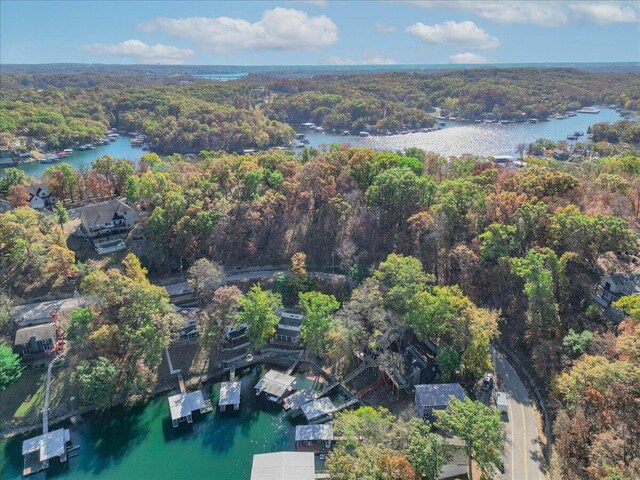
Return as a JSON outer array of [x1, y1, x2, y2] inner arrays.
[[495, 350, 546, 480]]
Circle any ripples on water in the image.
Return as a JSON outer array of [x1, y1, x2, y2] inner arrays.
[[304, 107, 624, 157]]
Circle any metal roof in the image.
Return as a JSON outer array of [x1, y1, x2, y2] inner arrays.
[[255, 370, 296, 399], [22, 428, 69, 461], [250, 452, 315, 480], [295, 424, 333, 442], [283, 388, 317, 410], [219, 381, 241, 406], [14, 323, 57, 346], [168, 390, 205, 420], [300, 398, 335, 422], [415, 383, 466, 407]]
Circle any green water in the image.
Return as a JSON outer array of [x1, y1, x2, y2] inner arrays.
[[1, 367, 307, 480]]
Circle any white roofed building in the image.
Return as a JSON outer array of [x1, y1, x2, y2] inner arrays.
[[250, 452, 315, 480]]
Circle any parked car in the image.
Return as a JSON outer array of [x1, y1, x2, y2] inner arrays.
[[482, 373, 494, 391]]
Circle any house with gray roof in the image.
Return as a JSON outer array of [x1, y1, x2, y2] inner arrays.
[[594, 274, 640, 309], [14, 323, 59, 360], [415, 383, 466, 420], [80, 199, 136, 254]]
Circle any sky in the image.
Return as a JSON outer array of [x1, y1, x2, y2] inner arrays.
[[1, 1, 639, 65]]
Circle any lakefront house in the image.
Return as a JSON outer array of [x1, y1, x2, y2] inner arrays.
[[80, 199, 136, 254]]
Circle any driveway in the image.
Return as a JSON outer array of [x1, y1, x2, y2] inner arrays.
[[495, 350, 547, 480]]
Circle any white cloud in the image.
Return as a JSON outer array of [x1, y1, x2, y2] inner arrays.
[[375, 22, 396, 33], [328, 54, 398, 65], [138, 8, 338, 53], [407, 20, 500, 49], [81, 39, 195, 64], [406, 1, 639, 27], [569, 2, 638, 24], [449, 52, 489, 64]]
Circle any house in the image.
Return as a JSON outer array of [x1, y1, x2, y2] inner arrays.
[[272, 309, 304, 345], [250, 452, 315, 480], [14, 323, 61, 360], [295, 424, 333, 453], [414, 383, 466, 420], [223, 323, 249, 346], [22, 428, 72, 476], [594, 274, 640, 318], [255, 370, 297, 403], [27, 184, 56, 210], [594, 274, 640, 308], [174, 307, 200, 341], [80, 198, 136, 242], [552, 149, 569, 160]]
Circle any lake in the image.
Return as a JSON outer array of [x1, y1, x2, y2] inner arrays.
[[301, 106, 624, 157], [2, 106, 624, 180], [4, 137, 145, 179], [0, 367, 309, 480]]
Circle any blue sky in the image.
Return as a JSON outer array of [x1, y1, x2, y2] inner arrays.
[[1, 1, 639, 65]]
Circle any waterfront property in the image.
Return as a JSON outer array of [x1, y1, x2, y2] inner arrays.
[[272, 309, 304, 345], [219, 381, 241, 412], [250, 452, 315, 480], [168, 390, 211, 427], [415, 383, 466, 420], [21, 428, 71, 476], [295, 424, 333, 454], [300, 398, 335, 424], [79, 198, 136, 252], [173, 307, 200, 341], [255, 370, 297, 403], [14, 323, 61, 361]]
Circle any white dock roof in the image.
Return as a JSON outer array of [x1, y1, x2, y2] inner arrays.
[[22, 428, 69, 461], [219, 381, 241, 406], [300, 397, 335, 422], [255, 370, 296, 399], [295, 424, 333, 442], [250, 452, 315, 480], [168, 390, 205, 420]]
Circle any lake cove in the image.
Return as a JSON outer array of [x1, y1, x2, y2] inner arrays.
[[302, 106, 623, 157], [0, 367, 316, 480], [2, 106, 624, 180]]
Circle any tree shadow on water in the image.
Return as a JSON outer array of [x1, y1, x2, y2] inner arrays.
[[79, 402, 152, 475]]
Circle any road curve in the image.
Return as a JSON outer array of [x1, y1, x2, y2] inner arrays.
[[495, 350, 546, 480]]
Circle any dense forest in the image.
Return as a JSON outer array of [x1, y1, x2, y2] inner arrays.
[[2, 141, 639, 478], [2, 68, 639, 152], [1, 67, 640, 479]]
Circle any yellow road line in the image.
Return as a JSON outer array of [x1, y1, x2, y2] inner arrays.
[[521, 403, 528, 480], [508, 399, 514, 480]]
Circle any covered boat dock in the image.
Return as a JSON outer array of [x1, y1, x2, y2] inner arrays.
[[295, 424, 333, 453], [168, 390, 212, 427], [255, 370, 297, 403], [300, 397, 335, 424], [22, 428, 71, 476], [219, 381, 241, 412]]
